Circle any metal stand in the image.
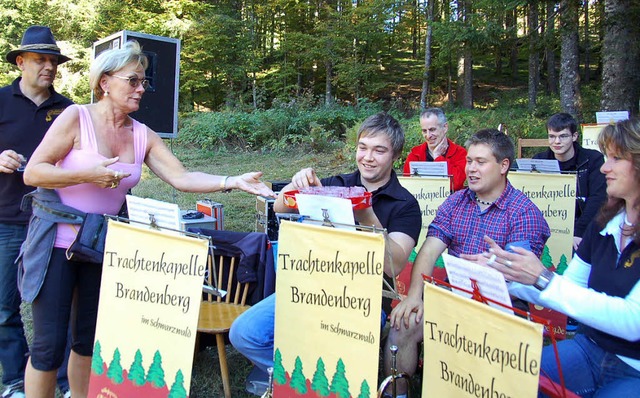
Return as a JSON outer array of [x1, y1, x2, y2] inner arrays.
[[261, 367, 274, 398], [378, 345, 412, 398]]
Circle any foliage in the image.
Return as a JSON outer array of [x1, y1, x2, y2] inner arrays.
[[0, 0, 623, 115], [106, 348, 124, 384], [177, 102, 377, 151]]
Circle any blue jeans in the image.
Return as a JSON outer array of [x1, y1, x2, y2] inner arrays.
[[229, 293, 276, 374], [0, 223, 29, 385], [541, 333, 640, 397]]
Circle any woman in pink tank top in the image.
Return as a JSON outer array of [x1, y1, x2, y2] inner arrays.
[[22, 41, 275, 398]]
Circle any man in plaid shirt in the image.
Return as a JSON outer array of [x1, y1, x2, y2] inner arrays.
[[384, 129, 550, 397]]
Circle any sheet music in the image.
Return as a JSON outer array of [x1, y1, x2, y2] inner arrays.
[[408, 161, 448, 177], [295, 194, 356, 230], [442, 253, 513, 314], [125, 195, 181, 230], [516, 158, 561, 173], [596, 111, 629, 124]]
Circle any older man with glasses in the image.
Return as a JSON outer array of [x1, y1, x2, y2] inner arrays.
[[533, 112, 607, 250]]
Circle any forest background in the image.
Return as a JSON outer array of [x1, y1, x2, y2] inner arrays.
[[1, 0, 640, 397]]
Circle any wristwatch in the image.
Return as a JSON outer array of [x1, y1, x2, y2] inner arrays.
[[534, 268, 555, 291]]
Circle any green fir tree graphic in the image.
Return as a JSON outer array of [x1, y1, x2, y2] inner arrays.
[[273, 349, 286, 385], [556, 254, 569, 275], [168, 370, 187, 398], [91, 341, 104, 375], [146, 350, 166, 388], [330, 359, 350, 398], [541, 245, 554, 269], [128, 349, 146, 386], [311, 358, 330, 397], [290, 356, 307, 394], [357, 379, 371, 398], [106, 348, 124, 384]]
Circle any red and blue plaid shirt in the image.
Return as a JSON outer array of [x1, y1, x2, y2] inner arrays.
[[428, 181, 550, 257]]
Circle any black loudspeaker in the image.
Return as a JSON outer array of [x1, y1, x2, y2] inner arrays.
[[93, 31, 181, 138]]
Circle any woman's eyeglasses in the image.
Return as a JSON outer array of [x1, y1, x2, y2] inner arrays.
[[110, 74, 150, 90]]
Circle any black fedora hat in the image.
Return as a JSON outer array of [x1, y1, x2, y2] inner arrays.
[[6, 25, 71, 65]]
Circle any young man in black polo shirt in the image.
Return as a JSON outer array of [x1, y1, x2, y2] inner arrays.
[[0, 26, 73, 398], [533, 113, 607, 250], [229, 112, 422, 395]]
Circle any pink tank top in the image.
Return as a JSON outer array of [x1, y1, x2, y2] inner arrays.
[[54, 105, 147, 248]]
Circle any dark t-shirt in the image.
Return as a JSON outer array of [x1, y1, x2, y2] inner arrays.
[[0, 78, 73, 224], [320, 170, 421, 243], [320, 170, 422, 314]]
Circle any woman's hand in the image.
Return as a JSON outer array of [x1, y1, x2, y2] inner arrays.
[[94, 157, 131, 189], [460, 235, 545, 285], [227, 172, 275, 197]]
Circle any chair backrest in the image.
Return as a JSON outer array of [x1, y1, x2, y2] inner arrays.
[[204, 253, 250, 305], [517, 138, 548, 158]]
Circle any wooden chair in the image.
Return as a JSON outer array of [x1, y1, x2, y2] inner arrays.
[[197, 252, 252, 398], [517, 138, 549, 158]]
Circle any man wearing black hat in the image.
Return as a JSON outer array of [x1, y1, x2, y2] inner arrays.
[[0, 25, 73, 398]]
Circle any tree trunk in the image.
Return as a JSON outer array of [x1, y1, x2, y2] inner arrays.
[[528, 0, 540, 112], [252, 71, 257, 110], [507, 8, 519, 80], [448, 55, 454, 107], [545, 0, 558, 93], [412, 0, 419, 58], [559, 0, 581, 119], [461, 0, 473, 109], [495, 12, 504, 76], [601, 0, 640, 115], [325, 59, 333, 106], [462, 47, 473, 109], [420, 0, 435, 111], [457, 55, 464, 106], [583, 0, 591, 83]]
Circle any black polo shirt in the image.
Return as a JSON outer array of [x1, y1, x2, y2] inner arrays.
[[321, 170, 422, 314], [0, 77, 73, 224], [577, 219, 640, 359], [321, 170, 422, 243]]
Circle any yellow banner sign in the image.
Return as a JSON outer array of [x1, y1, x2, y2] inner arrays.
[[508, 172, 575, 274], [581, 124, 605, 152], [398, 176, 451, 249], [273, 221, 385, 398], [88, 220, 208, 398], [422, 283, 544, 398]]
